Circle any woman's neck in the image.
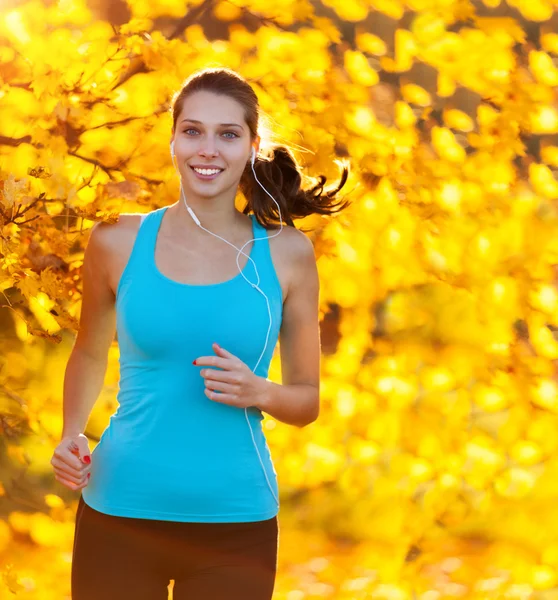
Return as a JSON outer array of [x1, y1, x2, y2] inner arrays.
[[165, 199, 249, 241]]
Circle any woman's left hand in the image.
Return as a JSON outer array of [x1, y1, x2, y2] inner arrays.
[[194, 343, 270, 410]]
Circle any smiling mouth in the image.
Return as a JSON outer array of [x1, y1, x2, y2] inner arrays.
[[190, 166, 224, 177]]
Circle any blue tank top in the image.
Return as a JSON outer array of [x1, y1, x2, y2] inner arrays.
[[82, 205, 283, 522]]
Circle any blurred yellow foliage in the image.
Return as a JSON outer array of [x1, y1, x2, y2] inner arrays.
[[1, 0, 558, 599]]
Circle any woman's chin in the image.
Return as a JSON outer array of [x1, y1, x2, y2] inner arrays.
[[184, 175, 240, 200], [178, 188, 218, 204]]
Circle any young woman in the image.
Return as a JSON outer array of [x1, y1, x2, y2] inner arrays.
[[50, 67, 349, 600]]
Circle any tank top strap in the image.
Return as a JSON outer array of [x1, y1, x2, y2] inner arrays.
[[249, 213, 263, 246], [251, 215, 277, 266], [126, 207, 166, 268], [249, 214, 284, 301]]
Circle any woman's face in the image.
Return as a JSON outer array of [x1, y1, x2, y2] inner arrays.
[[171, 90, 254, 200]]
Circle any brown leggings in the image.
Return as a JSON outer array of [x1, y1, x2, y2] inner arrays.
[[72, 495, 278, 599]]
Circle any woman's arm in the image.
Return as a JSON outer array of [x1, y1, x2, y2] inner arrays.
[[257, 228, 321, 428], [61, 221, 117, 440]]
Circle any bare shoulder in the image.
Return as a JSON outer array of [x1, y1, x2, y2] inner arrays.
[[267, 224, 318, 302], [268, 224, 315, 258], [91, 213, 142, 244], [89, 213, 144, 295]]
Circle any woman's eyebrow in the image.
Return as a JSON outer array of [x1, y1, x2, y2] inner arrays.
[[180, 118, 244, 129]]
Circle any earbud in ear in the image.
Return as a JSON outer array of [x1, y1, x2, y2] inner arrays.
[[251, 147, 256, 165]]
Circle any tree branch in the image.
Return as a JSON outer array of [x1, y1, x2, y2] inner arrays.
[[0, 135, 32, 147], [110, 0, 216, 92]]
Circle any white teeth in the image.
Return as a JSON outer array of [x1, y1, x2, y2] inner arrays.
[[193, 168, 222, 176]]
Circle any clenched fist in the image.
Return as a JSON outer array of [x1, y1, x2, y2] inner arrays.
[[50, 433, 92, 492]]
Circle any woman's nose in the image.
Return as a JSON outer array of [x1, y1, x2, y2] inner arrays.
[[198, 143, 219, 158]]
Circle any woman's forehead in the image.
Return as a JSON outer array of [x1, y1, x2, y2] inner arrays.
[[178, 90, 247, 125]]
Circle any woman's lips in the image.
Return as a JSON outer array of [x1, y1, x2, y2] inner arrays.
[[190, 165, 224, 181]]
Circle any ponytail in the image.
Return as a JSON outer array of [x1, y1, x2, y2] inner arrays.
[[240, 145, 351, 229]]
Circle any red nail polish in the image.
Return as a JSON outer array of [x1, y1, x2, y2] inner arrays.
[[193, 360, 197, 365], [83, 456, 91, 464], [87, 473, 91, 479]]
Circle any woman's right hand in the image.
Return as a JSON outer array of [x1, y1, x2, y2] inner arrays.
[[50, 433, 92, 491]]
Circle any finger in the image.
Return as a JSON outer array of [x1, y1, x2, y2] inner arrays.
[[74, 436, 91, 465], [204, 378, 237, 394], [213, 343, 235, 358], [59, 478, 89, 491], [55, 472, 90, 490], [204, 388, 238, 405], [52, 459, 91, 481], [53, 460, 90, 481], [201, 369, 240, 384], [63, 434, 91, 464], [51, 453, 90, 473], [69, 443, 80, 457], [193, 356, 228, 369], [55, 472, 86, 487], [52, 448, 85, 472]]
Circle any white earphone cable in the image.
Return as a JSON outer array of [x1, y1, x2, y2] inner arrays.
[[171, 146, 282, 508]]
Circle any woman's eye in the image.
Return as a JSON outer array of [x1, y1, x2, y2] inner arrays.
[[181, 129, 238, 138]]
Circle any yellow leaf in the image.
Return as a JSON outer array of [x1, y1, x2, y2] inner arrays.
[[311, 17, 341, 44], [411, 13, 446, 45], [356, 31, 387, 56], [436, 180, 463, 212], [443, 108, 474, 132], [346, 106, 375, 136], [39, 268, 62, 298], [229, 25, 254, 50], [473, 385, 509, 411], [541, 146, 558, 167], [475, 17, 526, 45], [3, 9, 31, 45], [323, 0, 369, 22], [213, 1, 242, 21], [532, 565, 558, 590], [344, 50, 379, 87], [530, 283, 558, 314], [370, 0, 404, 19], [529, 51, 558, 86], [393, 29, 416, 72], [531, 106, 558, 134], [2, 564, 25, 594], [29, 513, 68, 547], [509, 0, 554, 21], [509, 441, 543, 465], [14, 271, 42, 301], [541, 32, 558, 54], [431, 127, 466, 162], [394, 101, 416, 128], [529, 163, 558, 198], [401, 83, 431, 106], [1, 173, 28, 208], [44, 494, 65, 508], [0, 520, 9, 555], [291, 0, 315, 22], [437, 72, 456, 97], [118, 18, 153, 34]]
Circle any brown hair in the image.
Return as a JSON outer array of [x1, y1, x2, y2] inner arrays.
[[170, 67, 350, 229]]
